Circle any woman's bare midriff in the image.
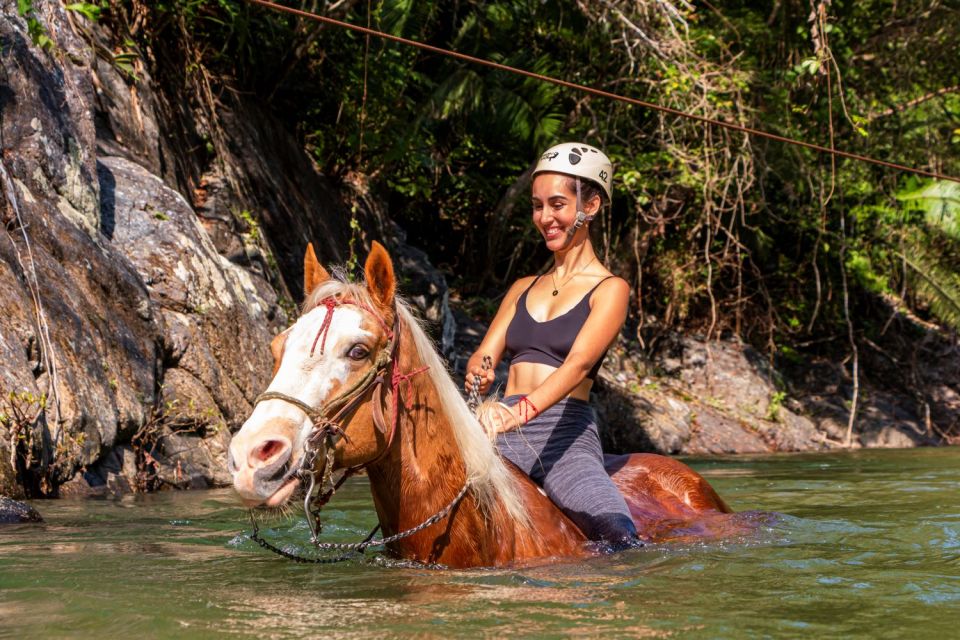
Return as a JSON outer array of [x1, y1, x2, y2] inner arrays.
[[504, 362, 593, 401]]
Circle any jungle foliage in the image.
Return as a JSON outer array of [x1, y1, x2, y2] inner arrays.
[[110, 0, 958, 352]]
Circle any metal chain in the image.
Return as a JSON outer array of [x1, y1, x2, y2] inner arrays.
[[309, 481, 469, 551], [247, 481, 469, 563], [249, 511, 366, 564]]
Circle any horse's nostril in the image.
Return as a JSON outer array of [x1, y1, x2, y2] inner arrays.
[[250, 438, 290, 467]]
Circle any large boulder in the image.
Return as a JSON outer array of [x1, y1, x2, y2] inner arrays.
[[597, 335, 824, 454], [0, 3, 280, 495], [0, 2, 158, 494], [95, 154, 279, 489], [1, 2, 455, 497]]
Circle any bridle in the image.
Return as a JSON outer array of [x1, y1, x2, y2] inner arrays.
[[246, 294, 468, 563], [257, 296, 402, 528]]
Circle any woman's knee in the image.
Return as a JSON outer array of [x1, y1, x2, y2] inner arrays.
[[562, 509, 637, 546]]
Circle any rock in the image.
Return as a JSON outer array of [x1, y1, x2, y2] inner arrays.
[[587, 334, 824, 455], [100, 155, 280, 433], [0, 496, 42, 524], [64, 445, 139, 496], [153, 423, 233, 489], [683, 406, 770, 454], [593, 380, 694, 454], [391, 236, 456, 356], [784, 352, 946, 448], [0, 8, 159, 492], [0, 5, 282, 495], [98, 154, 282, 487]]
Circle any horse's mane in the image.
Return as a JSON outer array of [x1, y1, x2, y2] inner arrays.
[[304, 271, 531, 529]]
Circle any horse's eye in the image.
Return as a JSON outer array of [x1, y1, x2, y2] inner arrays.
[[348, 344, 370, 360]]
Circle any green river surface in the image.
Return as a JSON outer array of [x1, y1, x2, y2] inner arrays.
[[2, 447, 958, 638]]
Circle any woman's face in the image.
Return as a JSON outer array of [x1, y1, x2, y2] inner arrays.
[[531, 173, 599, 252]]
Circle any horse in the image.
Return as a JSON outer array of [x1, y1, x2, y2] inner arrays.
[[229, 242, 739, 568]]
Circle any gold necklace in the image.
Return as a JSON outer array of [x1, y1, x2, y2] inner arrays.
[[550, 257, 597, 296]]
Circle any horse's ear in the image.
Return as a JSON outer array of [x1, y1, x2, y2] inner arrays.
[[270, 329, 289, 376], [364, 241, 395, 310], [304, 243, 330, 297]]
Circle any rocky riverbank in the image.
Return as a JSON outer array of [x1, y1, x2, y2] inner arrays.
[[0, 1, 454, 498]]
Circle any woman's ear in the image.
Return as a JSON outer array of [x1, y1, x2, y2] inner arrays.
[[583, 194, 602, 216]]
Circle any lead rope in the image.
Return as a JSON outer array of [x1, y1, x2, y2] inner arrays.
[[467, 355, 493, 413]]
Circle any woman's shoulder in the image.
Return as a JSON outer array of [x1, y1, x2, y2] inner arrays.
[[589, 267, 628, 288], [588, 272, 629, 303], [501, 274, 540, 304], [509, 274, 540, 293]]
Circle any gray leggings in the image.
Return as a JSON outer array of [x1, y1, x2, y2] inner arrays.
[[497, 395, 637, 544]]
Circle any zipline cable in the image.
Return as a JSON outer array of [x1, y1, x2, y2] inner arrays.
[[246, 0, 960, 185]]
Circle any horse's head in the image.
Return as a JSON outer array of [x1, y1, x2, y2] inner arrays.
[[229, 242, 398, 508]]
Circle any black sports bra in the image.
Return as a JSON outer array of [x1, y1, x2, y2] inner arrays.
[[504, 275, 616, 380]]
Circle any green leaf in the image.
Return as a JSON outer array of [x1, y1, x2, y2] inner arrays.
[[65, 3, 102, 22], [897, 180, 960, 241]]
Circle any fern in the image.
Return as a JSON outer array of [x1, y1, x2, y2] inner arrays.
[[900, 242, 960, 332]]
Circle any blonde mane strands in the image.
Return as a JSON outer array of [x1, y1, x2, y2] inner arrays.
[[303, 272, 531, 530]]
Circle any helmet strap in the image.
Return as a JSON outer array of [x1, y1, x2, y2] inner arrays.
[[561, 178, 596, 250], [575, 178, 584, 229], [564, 178, 595, 247]]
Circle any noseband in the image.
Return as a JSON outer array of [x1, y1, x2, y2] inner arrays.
[[249, 295, 444, 560]]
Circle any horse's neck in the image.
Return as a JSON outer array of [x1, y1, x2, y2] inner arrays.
[[365, 329, 587, 566], [366, 337, 480, 545]]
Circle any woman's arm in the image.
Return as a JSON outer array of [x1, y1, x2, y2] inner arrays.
[[464, 276, 537, 395], [497, 277, 629, 427]]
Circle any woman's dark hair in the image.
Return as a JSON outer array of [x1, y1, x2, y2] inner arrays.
[[562, 177, 607, 209]]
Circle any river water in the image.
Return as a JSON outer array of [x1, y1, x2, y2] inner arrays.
[[2, 447, 958, 638]]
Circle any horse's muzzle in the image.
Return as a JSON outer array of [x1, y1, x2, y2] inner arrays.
[[229, 417, 301, 507]]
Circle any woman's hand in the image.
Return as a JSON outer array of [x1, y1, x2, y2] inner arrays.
[[464, 352, 495, 395], [477, 402, 521, 438]]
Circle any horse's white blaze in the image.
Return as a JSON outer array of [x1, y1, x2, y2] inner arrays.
[[229, 303, 371, 502], [268, 305, 369, 450]]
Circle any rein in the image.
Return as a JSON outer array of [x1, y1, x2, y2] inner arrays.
[[247, 295, 468, 563], [248, 482, 470, 564]]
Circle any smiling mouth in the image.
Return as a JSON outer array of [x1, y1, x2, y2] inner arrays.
[[544, 227, 564, 239]]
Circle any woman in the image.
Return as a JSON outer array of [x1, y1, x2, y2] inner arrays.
[[464, 142, 638, 548]]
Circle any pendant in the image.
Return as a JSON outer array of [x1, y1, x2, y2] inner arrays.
[[552, 290, 559, 296]]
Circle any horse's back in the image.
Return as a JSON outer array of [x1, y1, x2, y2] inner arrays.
[[605, 453, 738, 542]]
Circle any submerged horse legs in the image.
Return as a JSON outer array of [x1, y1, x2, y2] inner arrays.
[[605, 453, 744, 543]]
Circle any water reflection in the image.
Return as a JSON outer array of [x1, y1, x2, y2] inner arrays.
[[2, 449, 960, 638]]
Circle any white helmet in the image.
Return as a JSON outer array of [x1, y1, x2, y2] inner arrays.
[[533, 142, 613, 202]]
